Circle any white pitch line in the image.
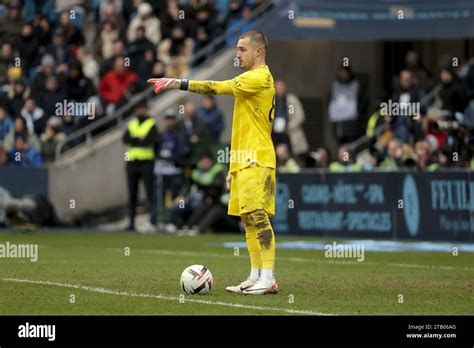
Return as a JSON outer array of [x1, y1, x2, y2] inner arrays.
[[2, 278, 333, 316]]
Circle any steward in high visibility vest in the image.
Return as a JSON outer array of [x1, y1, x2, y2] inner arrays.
[[122, 103, 161, 232], [127, 116, 157, 160], [328, 161, 363, 172]]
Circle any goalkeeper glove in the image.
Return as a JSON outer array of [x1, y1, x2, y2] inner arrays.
[[147, 78, 178, 94]]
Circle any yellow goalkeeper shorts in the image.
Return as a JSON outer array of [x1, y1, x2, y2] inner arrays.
[[228, 163, 276, 217]]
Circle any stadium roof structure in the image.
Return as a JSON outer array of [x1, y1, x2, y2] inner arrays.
[[259, 0, 474, 41]]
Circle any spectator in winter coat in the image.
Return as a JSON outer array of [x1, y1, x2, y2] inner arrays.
[[155, 109, 188, 201], [389, 70, 425, 144], [20, 98, 45, 135], [17, 23, 40, 75], [272, 80, 309, 157], [66, 60, 95, 103], [35, 75, 67, 117], [180, 101, 210, 146], [0, 104, 13, 141], [99, 56, 139, 108], [437, 67, 467, 117], [40, 120, 65, 163], [196, 95, 224, 143], [8, 135, 43, 167], [3, 116, 41, 152], [44, 28, 72, 72], [128, 26, 155, 68], [0, 3, 25, 43], [127, 3, 161, 45]]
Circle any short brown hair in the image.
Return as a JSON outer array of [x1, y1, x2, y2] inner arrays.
[[239, 30, 268, 50]]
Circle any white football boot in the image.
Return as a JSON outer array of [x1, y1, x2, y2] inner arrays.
[[242, 279, 279, 295], [225, 278, 257, 293]]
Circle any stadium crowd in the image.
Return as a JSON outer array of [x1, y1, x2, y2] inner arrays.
[[306, 51, 474, 172], [0, 0, 264, 168], [2, 1, 474, 233]]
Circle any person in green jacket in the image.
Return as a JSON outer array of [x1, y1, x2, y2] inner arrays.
[[276, 143, 300, 173], [166, 152, 227, 233], [329, 144, 363, 172], [415, 140, 439, 171], [379, 138, 404, 170]]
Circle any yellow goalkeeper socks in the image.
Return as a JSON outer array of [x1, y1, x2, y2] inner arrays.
[[249, 210, 275, 280], [243, 215, 262, 280]]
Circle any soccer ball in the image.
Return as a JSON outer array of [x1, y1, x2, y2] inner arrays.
[[180, 265, 213, 295]]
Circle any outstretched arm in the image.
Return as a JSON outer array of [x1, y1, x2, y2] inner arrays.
[[147, 78, 234, 96]]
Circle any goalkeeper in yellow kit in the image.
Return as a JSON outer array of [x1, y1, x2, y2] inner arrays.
[[148, 30, 278, 295]]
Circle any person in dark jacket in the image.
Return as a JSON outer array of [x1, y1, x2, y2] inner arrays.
[[66, 60, 95, 103], [437, 67, 468, 117], [35, 75, 67, 117], [180, 100, 210, 146], [0, 3, 25, 43], [196, 95, 224, 143], [6, 79, 28, 118], [155, 109, 188, 209], [128, 26, 155, 68], [0, 42, 15, 79], [390, 70, 425, 144], [136, 49, 157, 84], [8, 135, 43, 167], [57, 10, 85, 47], [44, 28, 72, 71], [17, 23, 40, 75]]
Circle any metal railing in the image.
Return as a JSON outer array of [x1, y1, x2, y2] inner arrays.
[[54, 89, 153, 160], [54, 0, 275, 161]]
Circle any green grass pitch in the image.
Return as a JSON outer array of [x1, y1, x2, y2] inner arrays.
[[0, 232, 472, 315]]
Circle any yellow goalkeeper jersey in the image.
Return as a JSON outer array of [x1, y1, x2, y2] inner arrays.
[[189, 64, 276, 173]]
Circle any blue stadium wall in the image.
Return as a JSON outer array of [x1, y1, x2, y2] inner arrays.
[[0, 167, 48, 198], [1, 167, 473, 241], [273, 171, 474, 241]]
